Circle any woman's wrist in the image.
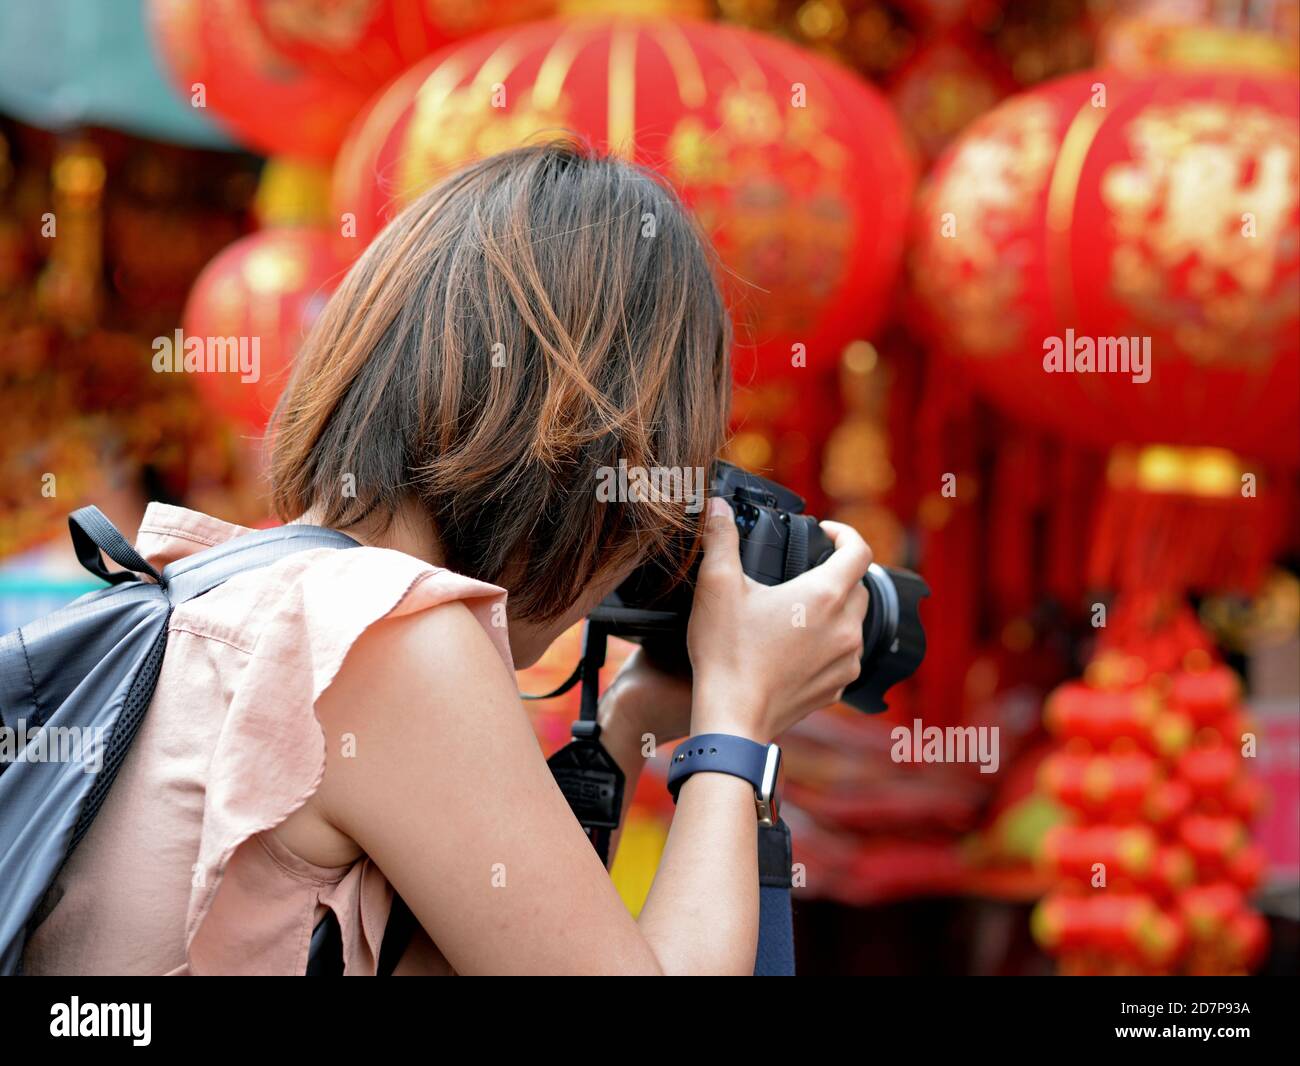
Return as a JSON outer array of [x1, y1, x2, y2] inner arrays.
[[688, 677, 772, 744], [596, 683, 653, 769]]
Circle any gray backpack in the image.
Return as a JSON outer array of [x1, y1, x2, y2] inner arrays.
[[0, 507, 357, 974]]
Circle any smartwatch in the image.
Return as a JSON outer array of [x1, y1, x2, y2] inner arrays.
[[665, 734, 782, 827]]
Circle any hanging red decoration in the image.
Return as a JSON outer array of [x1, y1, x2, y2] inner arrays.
[[332, 17, 916, 387], [910, 70, 1300, 467], [149, 0, 372, 162], [1031, 598, 1272, 975], [182, 226, 342, 433]]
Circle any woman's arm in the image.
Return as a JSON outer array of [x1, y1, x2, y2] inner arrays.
[[593, 690, 650, 867], [596, 671, 759, 973], [308, 501, 871, 975], [594, 646, 694, 864], [310, 600, 731, 974]]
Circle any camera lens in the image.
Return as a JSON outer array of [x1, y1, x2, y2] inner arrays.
[[863, 564, 899, 655], [843, 564, 929, 714]]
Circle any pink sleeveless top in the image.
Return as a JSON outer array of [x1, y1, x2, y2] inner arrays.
[[22, 503, 511, 975]]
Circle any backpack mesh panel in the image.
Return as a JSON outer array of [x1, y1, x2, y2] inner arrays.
[[70, 609, 171, 852]]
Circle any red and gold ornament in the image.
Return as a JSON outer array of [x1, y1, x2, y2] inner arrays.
[[911, 70, 1300, 466]]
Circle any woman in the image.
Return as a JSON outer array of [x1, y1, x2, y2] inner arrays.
[[25, 141, 871, 975]]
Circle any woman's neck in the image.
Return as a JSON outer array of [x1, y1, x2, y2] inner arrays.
[[296, 497, 446, 569]]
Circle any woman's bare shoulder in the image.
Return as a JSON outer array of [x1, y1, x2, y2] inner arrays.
[[325, 597, 515, 728], [275, 597, 517, 869]]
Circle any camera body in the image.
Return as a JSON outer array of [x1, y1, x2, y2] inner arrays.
[[590, 462, 928, 713]]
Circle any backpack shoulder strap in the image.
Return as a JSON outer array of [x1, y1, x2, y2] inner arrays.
[[67, 507, 359, 601], [162, 524, 359, 604], [69, 506, 163, 586]]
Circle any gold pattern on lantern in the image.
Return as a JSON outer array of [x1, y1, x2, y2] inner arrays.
[[719, 86, 784, 145], [665, 117, 724, 183], [1099, 15, 1300, 76], [1100, 101, 1299, 366], [260, 0, 381, 50], [913, 97, 1059, 357], [378, 23, 856, 345], [399, 83, 570, 200]]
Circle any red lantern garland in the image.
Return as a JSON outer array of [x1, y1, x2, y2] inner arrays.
[[332, 17, 916, 389], [182, 226, 342, 433], [1031, 599, 1271, 975]]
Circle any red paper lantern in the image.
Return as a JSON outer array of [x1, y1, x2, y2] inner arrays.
[[149, 0, 372, 161], [247, 0, 554, 96], [1044, 682, 1158, 747], [1178, 812, 1249, 877], [911, 70, 1300, 466], [182, 227, 342, 432], [1169, 664, 1241, 723], [1178, 881, 1245, 941], [332, 17, 916, 385], [1175, 742, 1239, 804], [1224, 775, 1266, 821], [1222, 908, 1269, 971], [1042, 823, 1159, 884], [1148, 844, 1196, 900], [1034, 604, 1271, 974], [1031, 890, 1094, 953], [1143, 777, 1193, 831]]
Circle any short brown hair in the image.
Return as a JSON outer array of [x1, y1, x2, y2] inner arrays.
[[269, 140, 731, 620]]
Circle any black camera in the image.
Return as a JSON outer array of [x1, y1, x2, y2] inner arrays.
[[589, 461, 928, 713]]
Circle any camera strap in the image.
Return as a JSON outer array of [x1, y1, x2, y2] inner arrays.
[[544, 621, 795, 975], [755, 819, 795, 976], [544, 622, 625, 864]]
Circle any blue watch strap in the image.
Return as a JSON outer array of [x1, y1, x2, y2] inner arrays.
[[666, 733, 771, 801]]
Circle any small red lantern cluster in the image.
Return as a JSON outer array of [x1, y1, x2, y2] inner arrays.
[[1031, 601, 1269, 974]]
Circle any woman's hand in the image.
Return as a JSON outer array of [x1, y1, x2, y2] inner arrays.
[[686, 497, 872, 743]]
